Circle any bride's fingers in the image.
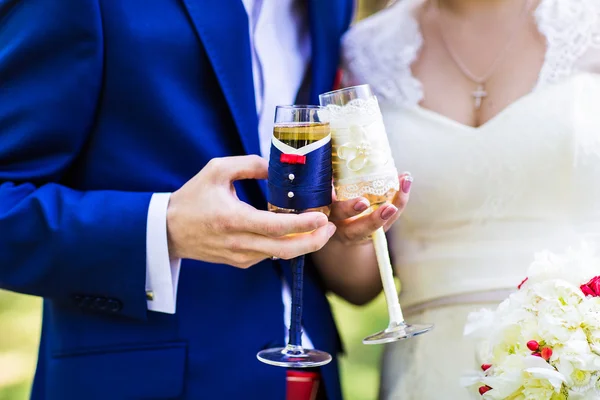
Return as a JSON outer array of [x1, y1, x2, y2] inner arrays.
[[336, 204, 398, 243], [331, 173, 412, 242], [329, 197, 370, 221], [383, 173, 413, 231]]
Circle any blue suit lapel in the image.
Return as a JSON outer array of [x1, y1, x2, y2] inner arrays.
[[308, 0, 354, 104], [180, 0, 353, 202], [180, 0, 261, 158]]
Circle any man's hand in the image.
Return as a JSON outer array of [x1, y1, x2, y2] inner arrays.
[[166, 155, 336, 268]]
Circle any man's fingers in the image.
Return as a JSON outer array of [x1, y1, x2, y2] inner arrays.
[[242, 208, 329, 237], [214, 249, 269, 269], [250, 223, 337, 259], [213, 155, 268, 182], [329, 197, 370, 221]]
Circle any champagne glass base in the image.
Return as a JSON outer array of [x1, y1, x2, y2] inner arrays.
[[362, 322, 434, 345], [257, 347, 332, 368]]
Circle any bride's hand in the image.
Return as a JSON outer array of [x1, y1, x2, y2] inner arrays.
[[327, 173, 412, 245]]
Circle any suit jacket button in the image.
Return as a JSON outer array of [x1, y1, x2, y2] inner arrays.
[[80, 296, 93, 309], [93, 297, 107, 311], [72, 295, 83, 306], [107, 299, 122, 313]]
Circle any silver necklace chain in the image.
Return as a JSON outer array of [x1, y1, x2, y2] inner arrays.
[[436, 0, 533, 108]]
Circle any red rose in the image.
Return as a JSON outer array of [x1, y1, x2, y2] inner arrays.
[[581, 276, 600, 297]]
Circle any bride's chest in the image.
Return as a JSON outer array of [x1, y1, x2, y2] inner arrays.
[[384, 76, 600, 227], [413, 11, 547, 129]]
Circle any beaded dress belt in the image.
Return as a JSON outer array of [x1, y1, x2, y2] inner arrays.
[[402, 289, 514, 315]]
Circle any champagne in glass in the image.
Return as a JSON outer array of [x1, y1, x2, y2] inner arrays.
[[319, 85, 434, 344], [257, 105, 333, 367], [269, 121, 331, 216]]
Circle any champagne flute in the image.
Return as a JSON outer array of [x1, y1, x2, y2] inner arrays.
[[256, 105, 333, 367], [319, 85, 434, 345]]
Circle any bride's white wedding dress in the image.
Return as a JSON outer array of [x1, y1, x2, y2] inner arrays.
[[341, 0, 600, 398]]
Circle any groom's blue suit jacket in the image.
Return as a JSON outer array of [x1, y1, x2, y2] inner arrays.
[[0, 0, 354, 398]]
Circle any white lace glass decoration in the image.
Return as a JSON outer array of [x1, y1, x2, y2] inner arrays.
[[326, 95, 399, 201], [319, 85, 433, 345]]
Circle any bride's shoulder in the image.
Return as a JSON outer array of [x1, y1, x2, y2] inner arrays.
[[535, 0, 600, 33], [535, 0, 600, 84], [341, 0, 424, 103], [342, 0, 421, 56], [344, 1, 414, 41]]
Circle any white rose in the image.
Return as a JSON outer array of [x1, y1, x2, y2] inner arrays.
[[527, 244, 600, 287], [579, 297, 600, 330], [522, 356, 566, 398], [533, 280, 584, 309], [585, 329, 600, 355], [465, 308, 496, 339], [553, 330, 600, 388], [527, 250, 570, 284], [538, 314, 578, 345], [477, 355, 528, 399]]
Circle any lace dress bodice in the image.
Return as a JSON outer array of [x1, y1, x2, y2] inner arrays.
[[343, 0, 600, 107], [341, 0, 600, 309]]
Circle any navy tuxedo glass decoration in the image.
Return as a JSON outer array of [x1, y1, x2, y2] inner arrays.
[[268, 136, 332, 211], [257, 106, 333, 368]]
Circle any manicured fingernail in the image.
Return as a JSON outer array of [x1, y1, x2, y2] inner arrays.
[[354, 199, 370, 212], [401, 174, 413, 194], [327, 223, 337, 237], [381, 205, 398, 221]]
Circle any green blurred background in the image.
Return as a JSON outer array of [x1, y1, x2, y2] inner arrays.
[[0, 292, 392, 400], [0, 1, 390, 399]]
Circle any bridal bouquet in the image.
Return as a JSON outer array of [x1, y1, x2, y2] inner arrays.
[[462, 244, 600, 399]]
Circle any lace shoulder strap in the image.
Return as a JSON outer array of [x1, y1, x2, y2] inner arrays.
[[341, 0, 425, 106], [535, 0, 600, 88]]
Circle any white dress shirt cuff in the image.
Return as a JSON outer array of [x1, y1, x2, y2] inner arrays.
[[145, 193, 181, 314]]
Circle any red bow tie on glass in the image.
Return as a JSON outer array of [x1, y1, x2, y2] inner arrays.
[[280, 154, 306, 165]]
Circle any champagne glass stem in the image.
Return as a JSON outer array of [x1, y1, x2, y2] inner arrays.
[[372, 227, 405, 326], [257, 248, 331, 366], [289, 255, 304, 348]]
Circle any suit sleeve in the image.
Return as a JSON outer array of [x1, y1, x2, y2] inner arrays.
[[0, 0, 151, 320]]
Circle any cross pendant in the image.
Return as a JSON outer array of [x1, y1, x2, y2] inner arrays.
[[472, 84, 488, 110]]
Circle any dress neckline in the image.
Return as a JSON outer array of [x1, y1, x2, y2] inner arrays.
[[400, 0, 549, 129], [342, 0, 600, 129], [402, 73, 583, 133], [407, 90, 538, 133]]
